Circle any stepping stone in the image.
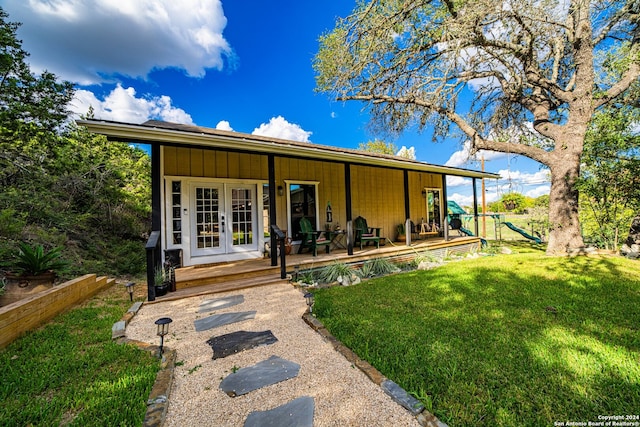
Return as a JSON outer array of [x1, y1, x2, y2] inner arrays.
[[206, 330, 278, 360], [220, 355, 300, 397], [244, 396, 314, 427], [194, 311, 256, 332], [198, 295, 244, 313]]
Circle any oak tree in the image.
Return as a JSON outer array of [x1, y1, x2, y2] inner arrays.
[[314, 0, 640, 255]]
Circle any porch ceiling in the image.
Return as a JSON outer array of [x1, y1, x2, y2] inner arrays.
[[77, 119, 500, 180]]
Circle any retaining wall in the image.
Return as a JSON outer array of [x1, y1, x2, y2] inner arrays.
[[0, 274, 115, 349]]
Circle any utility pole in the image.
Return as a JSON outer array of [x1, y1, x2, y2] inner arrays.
[[481, 154, 486, 238]]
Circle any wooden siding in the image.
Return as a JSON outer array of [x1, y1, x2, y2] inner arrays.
[[274, 156, 347, 233], [163, 147, 443, 242], [164, 146, 268, 179], [351, 165, 406, 240], [408, 171, 443, 223]]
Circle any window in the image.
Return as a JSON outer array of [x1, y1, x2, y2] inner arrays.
[[425, 188, 442, 232], [171, 181, 182, 244], [287, 182, 319, 241]]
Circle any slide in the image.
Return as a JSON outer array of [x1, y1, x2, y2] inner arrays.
[[459, 226, 488, 247], [503, 222, 542, 244]]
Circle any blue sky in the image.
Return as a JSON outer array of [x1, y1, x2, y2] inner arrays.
[[1, 0, 551, 206]]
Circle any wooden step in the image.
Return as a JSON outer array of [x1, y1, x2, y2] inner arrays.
[[152, 273, 287, 303]]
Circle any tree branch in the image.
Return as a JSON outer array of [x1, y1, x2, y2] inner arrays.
[[595, 62, 640, 108], [339, 93, 551, 165]]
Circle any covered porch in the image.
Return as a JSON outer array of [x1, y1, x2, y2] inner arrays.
[[152, 235, 481, 302]]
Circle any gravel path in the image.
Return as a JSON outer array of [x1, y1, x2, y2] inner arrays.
[[125, 283, 421, 427]]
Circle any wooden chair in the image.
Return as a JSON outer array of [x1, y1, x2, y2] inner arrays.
[[354, 216, 381, 250], [297, 217, 332, 256]]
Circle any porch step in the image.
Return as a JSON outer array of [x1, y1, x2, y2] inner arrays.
[[175, 259, 280, 290], [153, 273, 286, 303]]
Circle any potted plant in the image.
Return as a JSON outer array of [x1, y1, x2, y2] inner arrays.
[[154, 266, 170, 297], [6, 242, 66, 285], [1, 243, 67, 306], [396, 223, 406, 242]]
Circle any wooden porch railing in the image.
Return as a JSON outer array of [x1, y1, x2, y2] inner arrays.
[[271, 225, 287, 279]]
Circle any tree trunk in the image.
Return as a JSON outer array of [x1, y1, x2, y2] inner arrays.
[[546, 151, 585, 255]]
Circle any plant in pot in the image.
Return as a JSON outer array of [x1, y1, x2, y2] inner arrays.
[[1, 243, 67, 305], [7, 242, 67, 284], [396, 223, 406, 242], [154, 266, 170, 297]]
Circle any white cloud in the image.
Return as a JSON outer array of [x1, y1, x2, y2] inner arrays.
[[70, 85, 193, 124], [525, 185, 550, 198], [493, 168, 550, 199], [215, 120, 233, 131], [496, 168, 550, 186], [3, 0, 234, 84], [252, 116, 312, 142], [446, 175, 472, 187]]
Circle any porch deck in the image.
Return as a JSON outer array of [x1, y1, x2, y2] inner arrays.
[[154, 235, 481, 302]]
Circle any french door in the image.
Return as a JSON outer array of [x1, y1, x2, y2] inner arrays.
[[190, 183, 256, 256]]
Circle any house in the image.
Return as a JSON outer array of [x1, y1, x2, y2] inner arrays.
[[78, 119, 498, 295]]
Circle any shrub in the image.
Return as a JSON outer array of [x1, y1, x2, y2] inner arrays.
[[11, 242, 67, 276], [319, 262, 355, 284], [359, 258, 399, 277]]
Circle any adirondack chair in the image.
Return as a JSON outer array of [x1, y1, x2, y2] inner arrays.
[[354, 216, 381, 250], [297, 217, 332, 256]]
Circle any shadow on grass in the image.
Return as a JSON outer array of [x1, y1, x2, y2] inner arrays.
[[314, 254, 640, 426]]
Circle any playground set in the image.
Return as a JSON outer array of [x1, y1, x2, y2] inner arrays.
[[447, 201, 543, 244]]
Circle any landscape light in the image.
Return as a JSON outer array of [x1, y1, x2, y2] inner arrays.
[[154, 317, 173, 355], [304, 292, 315, 313], [124, 282, 135, 302]]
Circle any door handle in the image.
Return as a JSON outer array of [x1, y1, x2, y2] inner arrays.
[[221, 215, 225, 233]]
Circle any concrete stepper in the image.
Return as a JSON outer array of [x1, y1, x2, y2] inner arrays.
[[206, 330, 278, 359], [219, 355, 300, 397], [194, 311, 256, 332], [244, 396, 314, 427], [198, 295, 244, 313]]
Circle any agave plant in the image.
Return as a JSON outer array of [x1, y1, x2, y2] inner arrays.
[[13, 242, 67, 276]]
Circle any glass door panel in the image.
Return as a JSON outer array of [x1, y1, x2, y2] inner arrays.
[[230, 187, 254, 247], [192, 184, 224, 255]]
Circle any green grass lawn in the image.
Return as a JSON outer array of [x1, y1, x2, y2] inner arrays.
[[314, 246, 640, 426], [0, 285, 160, 426]]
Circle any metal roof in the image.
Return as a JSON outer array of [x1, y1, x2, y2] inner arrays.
[[76, 119, 500, 179]]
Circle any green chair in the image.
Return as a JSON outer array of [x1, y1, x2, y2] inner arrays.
[[297, 217, 332, 256], [354, 216, 381, 250]]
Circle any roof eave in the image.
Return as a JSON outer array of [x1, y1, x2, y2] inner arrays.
[[77, 119, 500, 179]]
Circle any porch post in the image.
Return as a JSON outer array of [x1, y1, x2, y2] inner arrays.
[[403, 170, 411, 245], [151, 143, 161, 232], [441, 174, 449, 241], [472, 177, 479, 236], [344, 163, 353, 255], [148, 143, 162, 301], [268, 154, 278, 266]]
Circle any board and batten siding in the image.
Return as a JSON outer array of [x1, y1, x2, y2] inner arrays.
[[163, 147, 443, 241], [274, 156, 346, 233], [408, 171, 444, 224], [164, 146, 268, 179]]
